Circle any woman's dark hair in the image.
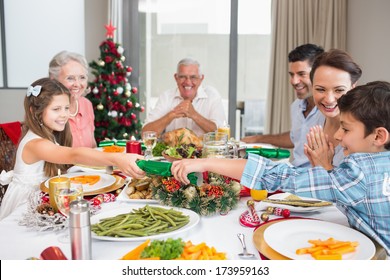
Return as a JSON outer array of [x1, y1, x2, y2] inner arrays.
[[338, 81, 390, 150], [310, 49, 362, 84]]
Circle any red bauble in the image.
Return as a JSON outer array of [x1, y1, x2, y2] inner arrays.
[[131, 113, 137, 120], [126, 66, 133, 72], [140, 106, 145, 112], [131, 87, 138, 94], [127, 101, 133, 108]]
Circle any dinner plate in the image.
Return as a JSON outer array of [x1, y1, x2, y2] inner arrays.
[[43, 172, 117, 196], [116, 183, 157, 204], [263, 219, 376, 260], [257, 193, 332, 213], [90, 204, 200, 241]]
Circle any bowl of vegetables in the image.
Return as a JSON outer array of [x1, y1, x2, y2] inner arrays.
[[162, 143, 202, 162]]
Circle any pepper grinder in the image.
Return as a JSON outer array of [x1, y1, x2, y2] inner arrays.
[[69, 199, 92, 260]]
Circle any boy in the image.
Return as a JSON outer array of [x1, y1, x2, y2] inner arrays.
[[171, 81, 390, 255]]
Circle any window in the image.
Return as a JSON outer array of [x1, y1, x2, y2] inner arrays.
[[0, 0, 85, 88], [136, 0, 271, 137]]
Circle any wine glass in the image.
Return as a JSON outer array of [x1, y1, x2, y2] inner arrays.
[[54, 183, 83, 243], [142, 131, 157, 160]]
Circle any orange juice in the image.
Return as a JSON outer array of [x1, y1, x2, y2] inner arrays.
[[250, 189, 268, 201], [217, 125, 230, 139]]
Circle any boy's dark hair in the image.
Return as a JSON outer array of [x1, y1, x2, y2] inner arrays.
[[338, 81, 390, 149], [288, 43, 324, 66], [309, 49, 362, 84]]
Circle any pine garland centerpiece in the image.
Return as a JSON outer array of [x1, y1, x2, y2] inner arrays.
[[149, 172, 242, 216]]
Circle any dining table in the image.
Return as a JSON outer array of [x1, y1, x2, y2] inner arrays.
[[0, 143, 387, 261], [0, 186, 379, 260]]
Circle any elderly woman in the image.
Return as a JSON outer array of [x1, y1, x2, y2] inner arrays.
[[49, 51, 96, 148]]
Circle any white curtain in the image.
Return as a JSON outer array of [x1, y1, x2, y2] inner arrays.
[[108, 0, 123, 43], [266, 0, 347, 134]]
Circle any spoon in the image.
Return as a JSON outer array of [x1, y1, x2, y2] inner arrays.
[[237, 233, 255, 258]]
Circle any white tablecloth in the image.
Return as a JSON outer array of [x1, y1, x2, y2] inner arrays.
[[0, 195, 349, 260]]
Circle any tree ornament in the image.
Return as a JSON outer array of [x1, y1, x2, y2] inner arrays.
[[131, 87, 138, 94], [117, 46, 124, 54], [98, 60, 105, 67], [124, 90, 131, 97], [92, 87, 99, 94], [126, 83, 131, 90], [105, 21, 117, 38], [117, 87, 124, 94], [127, 100, 133, 108], [97, 103, 104, 110], [121, 55, 126, 62], [110, 110, 118, 118], [126, 66, 133, 72], [123, 132, 128, 138]]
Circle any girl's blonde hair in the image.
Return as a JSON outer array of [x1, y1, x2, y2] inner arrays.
[[24, 78, 73, 177]]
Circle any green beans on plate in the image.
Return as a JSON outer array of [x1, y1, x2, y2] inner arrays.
[[91, 205, 190, 238]]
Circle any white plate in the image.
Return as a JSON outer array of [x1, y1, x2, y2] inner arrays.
[[257, 192, 332, 213], [116, 182, 157, 204], [263, 219, 376, 260], [44, 172, 116, 194], [90, 204, 200, 241]]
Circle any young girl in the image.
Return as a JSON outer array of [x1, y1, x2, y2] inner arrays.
[[171, 81, 390, 255], [0, 78, 145, 220]]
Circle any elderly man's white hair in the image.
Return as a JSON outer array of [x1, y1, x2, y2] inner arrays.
[[176, 57, 203, 76]]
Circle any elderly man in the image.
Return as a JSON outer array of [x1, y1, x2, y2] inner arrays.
[[142, 58, 226, 137], [241, 43, 325, 167]]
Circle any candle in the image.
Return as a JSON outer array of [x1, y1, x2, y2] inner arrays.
[[48, 176, 70, 213], [126, 140, 142, 154]]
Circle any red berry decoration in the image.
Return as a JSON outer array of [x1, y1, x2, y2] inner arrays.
[[282, 208, 291, 218]]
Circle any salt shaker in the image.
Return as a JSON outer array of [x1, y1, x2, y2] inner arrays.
[[69, 199, 92, 260]]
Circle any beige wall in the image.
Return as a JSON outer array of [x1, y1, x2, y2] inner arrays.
[[1, 0, 390, 125], [346, 0, 390, 84]]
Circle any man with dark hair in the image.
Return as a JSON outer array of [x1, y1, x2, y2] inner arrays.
[[242, 43, 324, 167]]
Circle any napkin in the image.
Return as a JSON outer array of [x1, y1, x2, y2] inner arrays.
[[262, 194, 332, 207], [244, 148, 290, 159]]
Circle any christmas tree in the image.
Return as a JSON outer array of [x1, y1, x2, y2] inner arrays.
[[87, 23, 144, 144]]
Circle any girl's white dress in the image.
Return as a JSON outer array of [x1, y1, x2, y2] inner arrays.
[[0, 130, 46, 220]]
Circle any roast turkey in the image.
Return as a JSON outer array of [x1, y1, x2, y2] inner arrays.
[[162, 128, 203, 147]]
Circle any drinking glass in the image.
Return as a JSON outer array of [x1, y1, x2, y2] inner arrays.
[[142, 131, 157, 160], [54, 184, 83, 243]]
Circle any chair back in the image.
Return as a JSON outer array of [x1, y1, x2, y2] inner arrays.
[[241, 99, 266, 137], [0, 121, 22, 205]]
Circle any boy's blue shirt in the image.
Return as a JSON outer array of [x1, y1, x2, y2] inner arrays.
[[241, 151, 390, 255]]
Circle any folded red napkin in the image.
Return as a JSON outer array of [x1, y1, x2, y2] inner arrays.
[[0, 121, 22, 145]]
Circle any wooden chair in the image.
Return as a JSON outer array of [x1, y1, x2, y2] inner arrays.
[[0, 122, 22, 205]]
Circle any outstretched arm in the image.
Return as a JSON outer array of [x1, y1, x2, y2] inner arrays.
[[171, 158, 247, 184], [23, 138, 146, 178]]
